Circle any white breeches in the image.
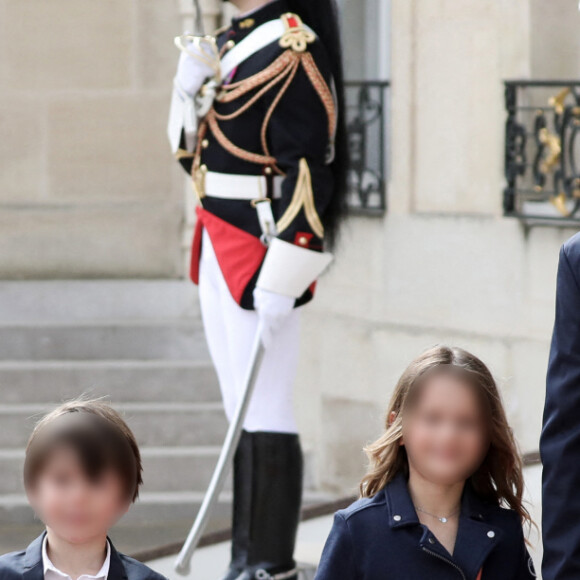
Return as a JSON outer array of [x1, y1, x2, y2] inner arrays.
[[198, 229, 301, 434]]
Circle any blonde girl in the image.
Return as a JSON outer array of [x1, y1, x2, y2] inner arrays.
[[315, 345, 536, 580]]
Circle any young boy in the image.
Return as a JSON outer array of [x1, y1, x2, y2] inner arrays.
[[0, 399, 167, 580]]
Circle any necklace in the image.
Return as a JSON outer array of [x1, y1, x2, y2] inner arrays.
[[415, 505, 460, 524]]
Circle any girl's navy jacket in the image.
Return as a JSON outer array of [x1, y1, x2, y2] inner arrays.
[[315, 473, 536, 580]]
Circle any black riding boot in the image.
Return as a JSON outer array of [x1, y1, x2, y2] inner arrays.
[[219, 431, 303, 580], [238, 431, 304, 580], [219, 430, 253, 580]]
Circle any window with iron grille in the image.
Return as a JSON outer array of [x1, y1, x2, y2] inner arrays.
[[340, 0, 390, 215], [504, 80, 580, 224], [345, 81, 389, 214]]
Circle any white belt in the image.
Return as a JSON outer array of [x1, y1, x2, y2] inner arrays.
[[204, 171, 283, 200]]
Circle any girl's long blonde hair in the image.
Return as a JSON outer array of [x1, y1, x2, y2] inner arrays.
[[360, 345, 532, 529]]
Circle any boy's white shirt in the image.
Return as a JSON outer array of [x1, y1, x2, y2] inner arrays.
[[42, 536, 111, 580]]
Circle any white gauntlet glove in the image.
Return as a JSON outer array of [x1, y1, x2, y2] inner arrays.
[[254, 238, 334, 348], [175, 41, 216, 97], [168, 37, 219, 154], [253, 287, 295, 348]]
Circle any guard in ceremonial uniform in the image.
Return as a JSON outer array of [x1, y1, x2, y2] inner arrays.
[[168, 1, 347, 579]]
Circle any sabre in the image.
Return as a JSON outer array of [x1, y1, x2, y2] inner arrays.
[[174, 323, 266, 576], [192, 0, 205, 35]]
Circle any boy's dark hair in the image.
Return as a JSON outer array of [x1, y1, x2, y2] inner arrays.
[[24, 399, 143, 502]]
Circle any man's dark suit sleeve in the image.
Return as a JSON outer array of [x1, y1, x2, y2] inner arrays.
[[541, 234, 580, 579]]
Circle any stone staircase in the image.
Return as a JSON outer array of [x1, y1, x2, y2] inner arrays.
[[0, 281, 322, 555]]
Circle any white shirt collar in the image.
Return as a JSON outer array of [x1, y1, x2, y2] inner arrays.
[[42, 535, 111, 580]]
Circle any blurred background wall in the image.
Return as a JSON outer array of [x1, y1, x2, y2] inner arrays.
[[1, 0, 580, 551], [0, 0, 187, 277], [295, 0, 580, 496]]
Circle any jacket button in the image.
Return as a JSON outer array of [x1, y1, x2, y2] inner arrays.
[[428, 537, 435, 544], [487, 531, 495, 538], [393, 515, 401, 522]]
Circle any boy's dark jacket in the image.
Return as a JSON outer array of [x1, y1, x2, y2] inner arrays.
[[315, 473, 536, 580], [0, 532, 167, 580]]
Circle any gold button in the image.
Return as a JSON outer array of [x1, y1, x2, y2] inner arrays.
[[298, 236, 308, 246], [264, 167, 273, 175], [239, 18, 255, 29], [225, 39, 235, 50], [201, 139, 209, 149]]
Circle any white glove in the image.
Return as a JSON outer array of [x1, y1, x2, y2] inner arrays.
[[175, 42, 217, 97], [253, 287, 295, 348]]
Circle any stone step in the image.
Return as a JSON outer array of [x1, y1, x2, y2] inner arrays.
[[0, 321, 209, 361], [0, 403, 228, 448], [0, 360, 219, 404], [0, 280, 200, 324], [0, 446, 317, 496], [0, 487, 335, 557], [0, 489, 332, 527], [0, 491, 233, 526], [0, 447, 230, 496]]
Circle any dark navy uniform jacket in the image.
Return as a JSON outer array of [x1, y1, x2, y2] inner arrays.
[[179, 0, 335, 309], [541, 232, 580, 580], [315, 473, 536, 580], [0, 532, 167, 580], [179, 0, 334, 242]]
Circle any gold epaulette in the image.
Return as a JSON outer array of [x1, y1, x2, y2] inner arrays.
[[279, 13, 316, 53]]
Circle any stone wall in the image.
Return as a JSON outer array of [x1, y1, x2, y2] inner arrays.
[[530, 0, 580, 79], [295, 0, 578, 495], [0, 0, 199, 278]]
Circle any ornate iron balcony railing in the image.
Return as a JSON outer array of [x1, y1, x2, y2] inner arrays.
[[345, 80, 389, 214], [504, 80, 580, 223]]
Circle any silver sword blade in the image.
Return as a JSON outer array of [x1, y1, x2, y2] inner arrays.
[[174, 323, 266, 575], [192, 0, 205, 35]]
